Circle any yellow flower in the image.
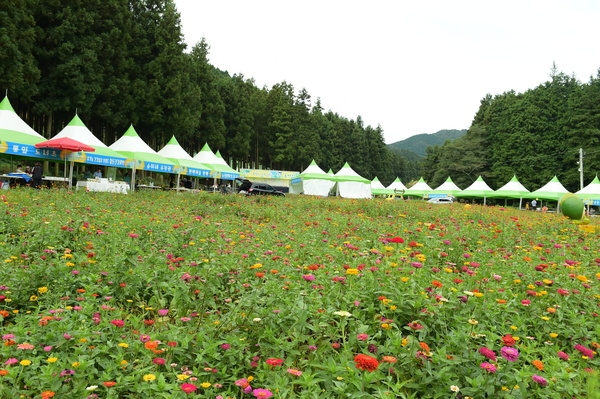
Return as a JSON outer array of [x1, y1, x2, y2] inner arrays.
[[400, 277, 409, 283], [474, 292, 484, 298], [382, 299, 391, 305], [66, 262, 75, 267], [177, 374, 189, 381], [541, 316, 550, 321], [468, 319, 478, 325], [72, 362, 81, 368], [20, 360, 32, 366], [389, 305, 397, 311], [346, 268, 359, 275], [247, 376, 254, 382], [142, 374, 156, 381], [29, 295, 38, 301], [79, 338, 88, 343], [337, 376, 344, 381], [513, 279, 521, 284], [120, 360, 128, 365], [47, 357, 58, 363], [549, 333, 558, 338], [38, 287, 48, 294], [118, 343, 129, 348], [381, 323, 391, 330], [510, 325, 518, 331], [401, 338, 409, 347], [200, 382, 211, 388]]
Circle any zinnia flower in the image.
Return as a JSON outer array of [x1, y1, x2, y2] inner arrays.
[[181, 383, 197, 394], [574, 344, 594, 358], [142, 374, 156, 381], [532, 374, 548, 386], [500, 346, 519, 362], [480, 362, 496, 373], [354, 354, 379, 372], [532, 360, 544, 370], [557, 351, 569, 361], [478, 347, 497, 361], [501, 334, 516, 346], [252, 388, 273, 398], [287, 368, 302, 376], [265, 358, 284, 367]]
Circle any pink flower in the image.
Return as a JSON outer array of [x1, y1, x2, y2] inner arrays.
[[157, 309, 169, 316], [478, 347, 497, 361], [480, 362, 497, 373], [302, 274, 315, 281], [139, 334, 151, 343], [287, 368, 302, 376], [152, 358, 165, 365], [500, 346, 519, 362], [357, 334, 369, 341], [181, 383, 197, 394], [532, 374, 548, 386], [220, 343, 231, 350], [43, 346, 53, 352], [252, 388, 274, 398], [110, 319, 125, 328], [4, 358, 18, 366], [557, 351, 569, 361], [63, 333, 72, 340], [521, 299, 531, 306], [574, 344, 594, 358]]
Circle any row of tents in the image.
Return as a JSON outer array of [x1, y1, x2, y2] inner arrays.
[[0, 96, 239, 189], [296, 160, 600, 207]]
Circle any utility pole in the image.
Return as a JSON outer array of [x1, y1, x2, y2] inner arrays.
[[579, 148, 584, 190]]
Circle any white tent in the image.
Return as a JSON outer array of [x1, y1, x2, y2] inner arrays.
[[371, 177, 390, 196], [157, 136, 211, 189], [109, 125, 175, 191], [298, 160, 335, 196], [456, 176, 495, 204], [404, 177, 433, 198], [526, 176, 569, 207], [490, 175, 530, 209], [387, 178, 408, 193], [430, 177, 462, 198], [576, 175, 600, 202], [333, 162, 371, 199], [193, 143, 239, 180]]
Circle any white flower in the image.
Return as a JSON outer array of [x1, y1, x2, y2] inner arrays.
[[86, 385, 98, 391], [252, 318, 262, 322], [450, 385, 460, 392], [333, 311, 352, 317]]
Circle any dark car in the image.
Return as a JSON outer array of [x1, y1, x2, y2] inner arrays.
[[246, 183, 285, 197], [236, 179, 252, 193]]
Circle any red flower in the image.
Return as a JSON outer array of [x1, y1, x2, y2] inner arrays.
[[265, 358, 284, 367], [354, 354, 379, 372], [103, 381, 117, 387], [501, 334, 516, 347], [389, 237, 404, 244], [181, 383, 197, 394]]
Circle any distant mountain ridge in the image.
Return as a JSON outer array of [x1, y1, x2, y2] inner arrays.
[[388, 129, 467, 158]]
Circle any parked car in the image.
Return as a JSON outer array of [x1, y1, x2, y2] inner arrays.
[[236, 179, 252, 194], [427, 197, 453, 204], [246, 183, 285, 197]]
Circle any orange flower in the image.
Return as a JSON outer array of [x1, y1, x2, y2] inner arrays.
[[419, 342, 431, 352], [0, 369, 8, 376], [255, 272, 265, 278], [381, 356, 397, 363], [144, 340, 159, 350], [0, 310, 9, 318], [354, 354, 379, 372], [41, 391, 55, 399], [103, 381, 117, 387], [432, 280, 443, 288], [532, 360, 544, 371]]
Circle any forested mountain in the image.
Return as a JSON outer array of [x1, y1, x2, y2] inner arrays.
[[421, 65, 600, 192], [388, 129, 467, 157], [0, 0, 412, 186]]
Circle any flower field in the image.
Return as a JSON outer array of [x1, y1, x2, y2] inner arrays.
[[0, 189, 599, 398]]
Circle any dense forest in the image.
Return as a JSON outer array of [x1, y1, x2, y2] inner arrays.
[[3, 1, 600, 190], [1, 0, 415, 186]]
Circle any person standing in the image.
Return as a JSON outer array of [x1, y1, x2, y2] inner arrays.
[[31, 162, 43, 188], [531, 198, 537, 211], [94, 168, 102, 178]]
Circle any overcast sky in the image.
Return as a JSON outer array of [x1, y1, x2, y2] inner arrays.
[[173, 0, 600, 144]]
